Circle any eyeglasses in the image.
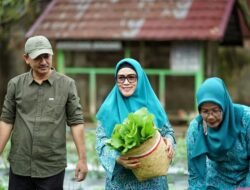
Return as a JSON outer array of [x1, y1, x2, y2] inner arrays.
[[33, 54, 51, 62], [116, 74, 137, 84], [200, 108, 222, 119]]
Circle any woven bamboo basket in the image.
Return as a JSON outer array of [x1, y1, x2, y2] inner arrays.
[[124, 130, 170, 181]]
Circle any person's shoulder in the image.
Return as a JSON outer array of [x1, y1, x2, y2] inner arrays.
[[242, 104, 250, 113], [53, 71, 75, 83], [187, 117, 199, 133], [233, 104, 250, 130], [186, 118, 200, 143], [54, 71, 73, 79], [237, 104, 250, 118], [241, 104, 250, 125], [189, 118, 199, 128], [9, 72, 29, 84]]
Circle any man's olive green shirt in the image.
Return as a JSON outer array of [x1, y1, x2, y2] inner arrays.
[[0, 70, 84, 177]]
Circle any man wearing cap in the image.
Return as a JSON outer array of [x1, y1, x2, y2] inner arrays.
[[0, 35, 88, 189]]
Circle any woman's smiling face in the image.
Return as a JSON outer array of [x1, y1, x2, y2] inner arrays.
[[116, 67, 137, 97]]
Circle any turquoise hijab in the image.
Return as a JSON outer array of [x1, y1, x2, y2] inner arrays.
[[191, 77, 243, 177], [96, 58, 169, 137]]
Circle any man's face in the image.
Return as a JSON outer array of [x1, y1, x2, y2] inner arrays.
[[24, 53, 52, 76]]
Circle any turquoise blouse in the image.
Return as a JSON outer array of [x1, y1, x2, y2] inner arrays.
[[187, 105, 250, 189]]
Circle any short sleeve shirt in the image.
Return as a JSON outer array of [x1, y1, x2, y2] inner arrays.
[[0, 70, 84, 177]]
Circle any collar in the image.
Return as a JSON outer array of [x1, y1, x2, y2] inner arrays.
[[28, 68, 56, 86]]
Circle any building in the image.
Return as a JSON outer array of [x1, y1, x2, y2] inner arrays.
[[26, 0, 250, 123]]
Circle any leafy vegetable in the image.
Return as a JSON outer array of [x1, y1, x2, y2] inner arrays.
[[106, 107, 157, 154]]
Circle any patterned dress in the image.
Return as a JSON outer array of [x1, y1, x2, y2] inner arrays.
[[187, 105, 250, 190], [96, 121, 175, 190]]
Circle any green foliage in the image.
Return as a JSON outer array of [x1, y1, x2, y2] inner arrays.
[[0, 172, 8, 190], [84, 130, 104, 178], [171, 137, 187, 170], [0, 140, 10, 169], [0, 0, 32, 24], [237, 0, 250, 30], [0, 184, 5, 190], [0, 0, 37, 44], [106, 107, 156, 154]]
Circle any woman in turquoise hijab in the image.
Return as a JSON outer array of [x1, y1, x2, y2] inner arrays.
[[186, 77, 250, 190], [96, 58, 175, 189]]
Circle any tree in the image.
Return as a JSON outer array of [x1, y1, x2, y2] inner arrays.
[[237, 0, 250, 30], [0, 0, 39, 109]]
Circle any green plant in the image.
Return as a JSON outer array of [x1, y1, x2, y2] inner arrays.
[[0, 177, 7, 190], [1, 140, 10, 169], [171, 137, 187, 170], [84, 130, 104, 178], [106, 107, 156, 154]]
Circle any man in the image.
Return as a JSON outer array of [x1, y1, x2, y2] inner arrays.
[[0, 35, 88, 189]]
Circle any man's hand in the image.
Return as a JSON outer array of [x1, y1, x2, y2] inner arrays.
[[0, 121, 13, 155], [70, 124, 88, 182], [74, 159, 88, 181]]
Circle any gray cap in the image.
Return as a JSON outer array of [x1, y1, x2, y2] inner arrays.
[[25, 35, 53, 59]]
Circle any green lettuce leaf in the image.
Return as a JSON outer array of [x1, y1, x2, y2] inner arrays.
[[106, 107, 157, 154]]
